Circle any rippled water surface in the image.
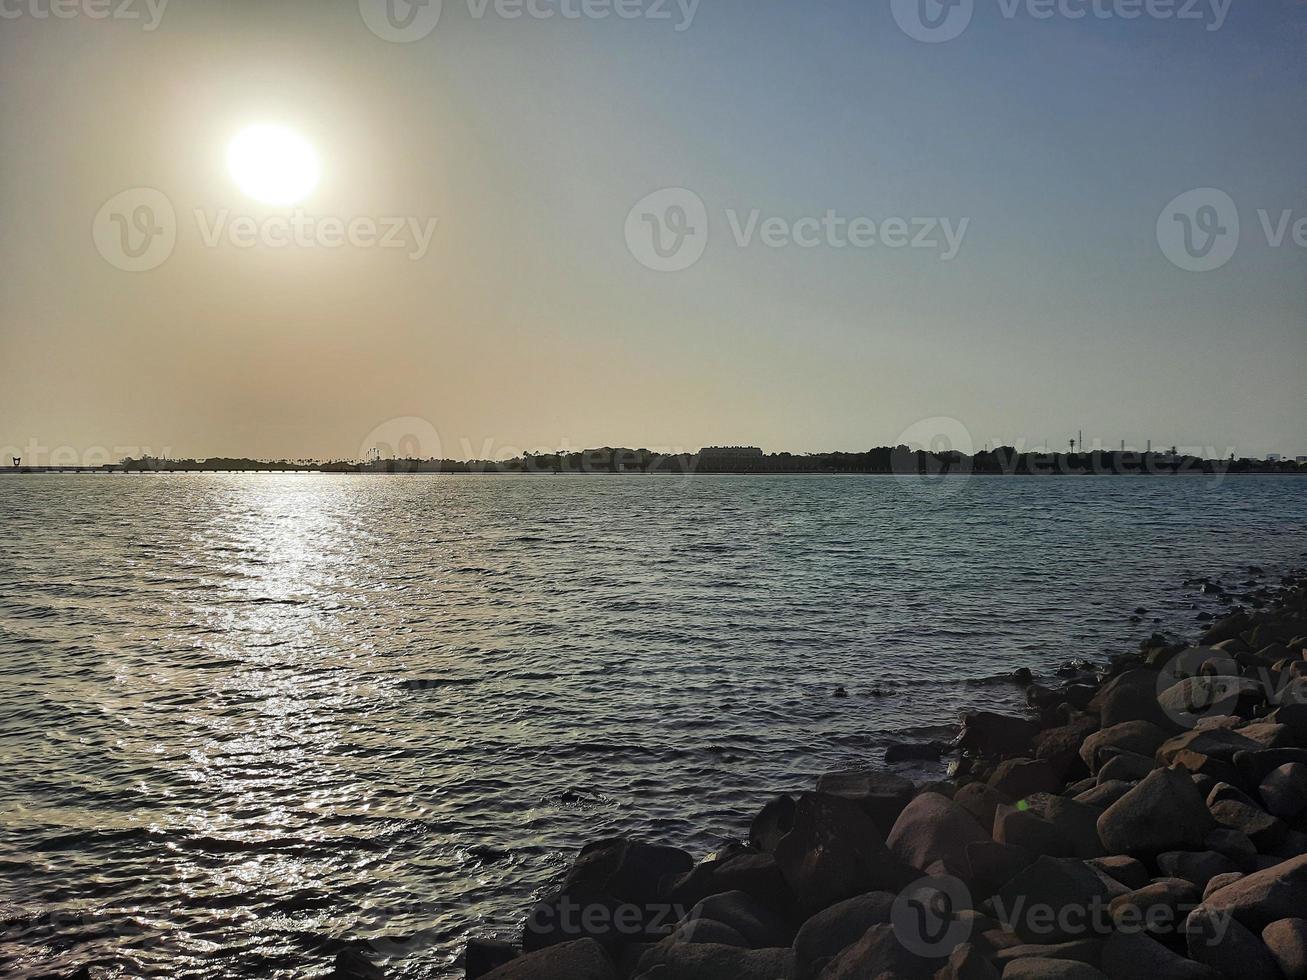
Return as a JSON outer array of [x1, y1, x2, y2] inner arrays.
[[2, 474, 1305, 978]]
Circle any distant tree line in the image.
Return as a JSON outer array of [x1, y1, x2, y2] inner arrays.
[[112, 447, 1307, 476]]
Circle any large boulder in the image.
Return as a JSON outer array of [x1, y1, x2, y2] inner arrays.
[[1099, 929, 1221, 980], [1262, 918, 1307, 980], [1089, 671, 1171, 729], [988, 759, 1061, 801], [333, 949, 385, 980], [1157, 675, 1266, 728], [993, 805, 1073, 857], [1108, 878, 1201, 937], [887, 792, 992, 878], [632, 941, 794, 980], [1203, 854, 1307, 931], [1260, 763, 1307, 819], [816, 922, 946, 980], [483, 939, 616, 980], [1041, 797, 1107, 859], [791, 890, 895, 978], [1086, 855, 1150, 891], [1000, 959, 1106, 980], [814, 771, 915, 835], [750, 796, 796, 854], [1080, 722, 1170, 775], [991, 856, 1113, 943], [667, 852, 790, 913], [1157, 728, 1262, 766], [959, 712, 1039, 760], [681, 891, 788, 949], [566, 839, 693, 905], [1097, 766, 1215, 856], [939, 942, 1002, 980], [1207, 782, 1288, 851], [774, 793, 912, 918], [1185, 904, 1284, 980], [965, 840, 1035, 899], [1032, 716, 1100, 781], [955, 783, 1015, 830], [1156, 851, 1243, 890]]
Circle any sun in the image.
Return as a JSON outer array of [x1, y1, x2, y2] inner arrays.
[[227, 124, 321, 206]]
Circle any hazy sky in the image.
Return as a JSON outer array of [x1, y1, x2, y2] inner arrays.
[[1, 0, 1304, 463]]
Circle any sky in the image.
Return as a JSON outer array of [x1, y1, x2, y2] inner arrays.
[[1, 0, 1304, 464]]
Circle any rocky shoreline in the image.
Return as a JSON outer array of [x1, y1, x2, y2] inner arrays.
[[338, 563, 1307, 980]]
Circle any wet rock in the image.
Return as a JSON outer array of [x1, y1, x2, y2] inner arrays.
[[1080, 722, 1170, 775], [1262, 917, 1307, 980], [667, 852, 790, 915], [817, 922, 945, 980], [993, 804, 1073, 857], [992, 856, 1113, 943], [1089, 671, 1171, 730], [1097, 766, 1216, 856], [988, 759, 1060, 801], [749, 796, 796, 854], [1033, 717, 1100, 782], [814, 770, 915, 834], [1185, 904, 1283, 980], [483, 939, 616, 980], [791, 890, 894, 977], [1158, 675, 1267, 728], [333, 949, 386, 980], [775, 793, 911, 917], [466, 938, 518, 979], [959, 712, 1039, 760], [682, 891, 788, 949], [566, 839, 693, 906], [1235, 748, 1307, 786], [1203, 853, 1307, 931], [887, 792, 992, 879], [1100, 929, 1221, 980], [1155, 851, 1242, 890], [1259, 763, 1307, 819], [1086, 856, 1149, 891]]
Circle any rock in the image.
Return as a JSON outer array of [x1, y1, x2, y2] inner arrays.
[[1156, 851, 1242, 890], [1168, 750, 1241, 785], [1032, 717, 1100, 781], [959, 712, 1039, 760], [1207, 782, 1288, 851], [940, 943, 1001, 980], [1089, 671, 1171, 730], [1234, 748, 1307, 786], [1097, 751, 1158, 784], [666, 919, 748, 947], [1157, 675, 1266, 727], [1205, 828, 1258, 867], [988, 758, 1061, 801], [334, 949, 385, 980], [1157, 729, 1263, 766], [466, 938, 518, 979], [1000, 959, 1106, 979], [1087, 856, 1150, 891], [1042, 797, 1107, 859], [955, 783, 1015, 830], [1203, 853, 1307, 931], [887, 792, 992, 879], [1262, 918, 1307, 980], [750, 796, 796, 854], [993, 805, 1073, 857], [1260, 763, 1307, 819], [682, 891, 788, 948], [1074, 781, 1133, 809], [1185, 904, 1284, 980], [667, 852, 790, 914], [992, 856, 1112, 943], [566, 839, 693, 906], [817, 922, 945, 980], [1097, 766, 1216, 856], [525, 890, 646, 953], [1203, 872, 1243, 900], [632, 941, 793, 980], [965, 840, 1035, 898], [1238, 722, 1294, 750], [483, 939, 616, 980], [775, 793, 911, 917], [1108, 878, 1202, 936], [1080, 722, 1170, 774], [1100, 929, 1222, 980], [814, 770, 915, 834], [1268, 704, 1307, 743], [791, 890, 894, 977], [1201, 612, 1252, 647], [1271, 830, 1307, 860]]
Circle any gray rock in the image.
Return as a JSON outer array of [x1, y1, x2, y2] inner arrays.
[[1098, 751, 1159, 784], [1097, 766, 1215, 857], [988, 759, 1061, 801], [749, 795, 796, 854], [1207, 782, 1288, 851], [993, 805, 1073, 857], [959, 712, 1039, 759], [682, 891, 787, 948], [814, 770, 915, 836], [1203, 853, 1307, 931], [1074, 781, 1133, 809], [484, 939, 616, 980], [1157, 676, 1266, 728], [965, 840, 1035, 899], [1042, 797, 1107, 859], [817, 922, 944, 980], [1088, 671, 1172, 730], [1157, 728, 1263, 766], [466, 938, 518, 979], [1205, 828, 1258, 867], [1185, 904, 1284, 980], [992, 856, 1112, 943], [634, 941, 793, 980], [1262, 917, 1307, 980], [1099, 929, 1222, 980], [955, 783, 1015, 830], [791, 890, 894, 976], [1260, 763, 1307, 819], [1080, 721, 1170, 775], [1108, 878, 1202, 936], [667, 852, 790, 913], [1087, 856, 1150, 891], [1203, 872, 1244, 900]]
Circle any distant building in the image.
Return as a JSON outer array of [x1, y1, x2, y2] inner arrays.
[[1268, 453, 1283, 463], [1297, 456, 1307, 464]]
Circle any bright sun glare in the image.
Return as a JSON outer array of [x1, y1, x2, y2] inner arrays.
[[227, 124, 321, 206]]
